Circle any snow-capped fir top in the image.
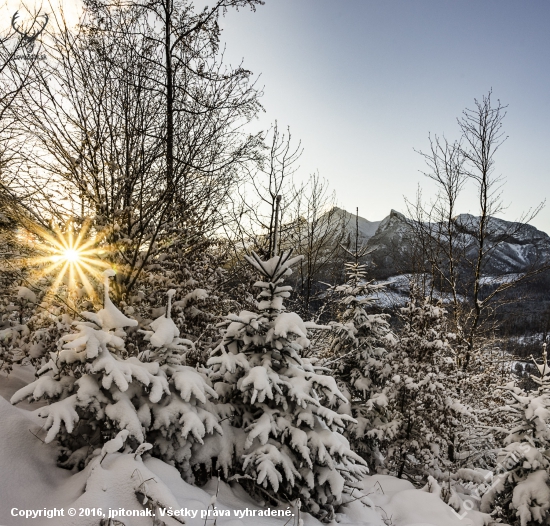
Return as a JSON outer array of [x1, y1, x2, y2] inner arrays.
[[244, 251, 304, 317], [244, 251, 304, 284], [332, 263, 388, 319], [211, 251, 329, 369], [83, 269, 138, 330], [140, 290, 194, 352], [147, 289, 179, 348], [166, 289, 176, 319], [533, 342, 550, 379], [329, 262, 392, 357]]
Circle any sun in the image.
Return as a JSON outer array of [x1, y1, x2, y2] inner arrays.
[[63, 248, 81, 263], [22, 220, 112, 299]]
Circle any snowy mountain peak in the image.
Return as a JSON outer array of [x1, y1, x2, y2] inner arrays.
[[336, 208, 550, 278], [331, 207, 382, 243]]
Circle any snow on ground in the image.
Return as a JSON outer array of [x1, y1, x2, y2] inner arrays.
[[348, 475, 489, 526], [0, 366, 38, 406], [370, 288, 409, 309], [367, 275, 465, 309], [478, 273, 524, 286], [1, 371, 486, 526], [368, 272, 522, 310]]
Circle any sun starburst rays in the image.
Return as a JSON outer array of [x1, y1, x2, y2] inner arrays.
[[22, 221, 113, 300]]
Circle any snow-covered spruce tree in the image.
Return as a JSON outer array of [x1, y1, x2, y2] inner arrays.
[[326, 260, 396, 469], [204, 251, 367, 522], [480, 344, 550, 526], [11, 270, 221, 481], [0, 264, 101, 375], [0, 285, 40, 373], [385, 297, 469, 483], [123, 238, 246, 367]]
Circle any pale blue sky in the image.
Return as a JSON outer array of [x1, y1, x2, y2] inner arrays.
[[218, 1, 550, 230]]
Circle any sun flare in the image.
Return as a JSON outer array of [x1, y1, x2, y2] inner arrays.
[[22, 221, 112, 299]]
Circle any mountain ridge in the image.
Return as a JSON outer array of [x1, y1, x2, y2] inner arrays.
[[339, 208, 550, 278]]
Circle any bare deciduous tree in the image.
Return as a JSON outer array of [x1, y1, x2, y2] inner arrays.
[[229, 122, 302, 258], [407, 91, 546, 370], [1, 0, 263, 297], [286, 173, 348, 316], [228, 125, 348, 317]]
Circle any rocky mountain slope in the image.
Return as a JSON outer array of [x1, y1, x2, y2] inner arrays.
[[347, 209, 550, 278], [332, 207, 382, 245]]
